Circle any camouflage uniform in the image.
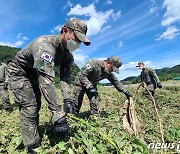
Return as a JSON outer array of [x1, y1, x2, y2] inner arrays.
[[74, 58, 131, 116], [6, 35, 74, 147], [140, 67, 161, 101], [0, 63, 12, 110]]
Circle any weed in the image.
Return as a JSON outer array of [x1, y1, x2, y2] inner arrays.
[[0, 84, 179, 153]]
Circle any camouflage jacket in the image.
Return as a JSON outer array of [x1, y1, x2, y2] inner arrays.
[[75, 59, 127, 93], [140, 67, 160, 85], [15, 35, 74, 99]]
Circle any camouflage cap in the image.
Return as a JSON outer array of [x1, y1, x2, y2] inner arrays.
[[108, 56, 122, 73], [64, 18, 90, 46], [136, 62, 144, 67]]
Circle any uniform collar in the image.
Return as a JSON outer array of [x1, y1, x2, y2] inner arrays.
[[56, 35, 61, 46], [97, 60, 105, 68]]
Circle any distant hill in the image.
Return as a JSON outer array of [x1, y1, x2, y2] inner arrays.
[[0, 45, 80, 84], [121, 76, 137, 81], [156, 65, 180, 81], [124, 65, 180, 84], [0, 45, 20, 63], [156, 65, 180, 75]]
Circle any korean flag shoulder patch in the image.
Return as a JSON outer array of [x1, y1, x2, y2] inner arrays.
[[40, 51, 53, 63]]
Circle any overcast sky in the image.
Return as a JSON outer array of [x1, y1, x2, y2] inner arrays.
[[0, 0, 180, 80]]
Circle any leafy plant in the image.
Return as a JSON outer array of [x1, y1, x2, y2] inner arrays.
[[0, 83, 179, 153]]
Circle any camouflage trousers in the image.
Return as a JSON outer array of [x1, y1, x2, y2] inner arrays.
[[6, 62, 42, 147], [7, 61, 65, 147], [74, 85, 100, 116], [0, 84, 11, 109]]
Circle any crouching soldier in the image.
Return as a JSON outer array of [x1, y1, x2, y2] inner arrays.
[[136, 62, 162, 106], [6, 18, 90, 153], [0, 62, 12, 112], [70, 56, 133, 117]]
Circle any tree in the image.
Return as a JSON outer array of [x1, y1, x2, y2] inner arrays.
[[54, 63, 80, 85], [0, 45, 20, 63]]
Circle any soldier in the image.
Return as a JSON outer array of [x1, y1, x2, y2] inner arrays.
[[136, 62, 162, 105], [71, 56, 133, 117], [6, 18, 90, 153], [0, 62, 12, 112]]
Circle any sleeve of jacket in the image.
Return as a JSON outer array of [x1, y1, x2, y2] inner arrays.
[[4, 66, 9, 83], [107, 73, 127, 93], [32, 37, 55, 78], [148, 67, 160, 83], [78, 61, 94, 89], [1, 63, 8, 83], [37, 71, 62, 112], [60, 53, 74, 100], [32, 37, 62, 112]]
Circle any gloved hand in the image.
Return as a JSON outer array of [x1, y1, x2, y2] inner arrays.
[[124, 91, 133, 99], [4, 82, 8, 90], [53, 116, 69, 137], [88, 85, 98, 98], [63, 98, 75, 114], [157, 82, 162, 89]]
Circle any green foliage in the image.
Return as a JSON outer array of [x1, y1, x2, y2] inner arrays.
[[159, 73, 180, 81], [132, 76, 141, 84], [54, 63, 80, 85], [156, 65, 180, 75], [0, 45, 20, 63], [71, 63, 80, 84], [0, 83, 179, 153]]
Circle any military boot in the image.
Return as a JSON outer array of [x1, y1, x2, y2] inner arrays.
[[27, 142, 40, 154]]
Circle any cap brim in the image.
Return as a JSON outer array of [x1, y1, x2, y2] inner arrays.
[[112, 65, 119, 73], [74, 30, 91, 46], [136, 65, 140, 67]]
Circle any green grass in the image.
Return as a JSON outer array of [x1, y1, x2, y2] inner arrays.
[[0, 83, 179, 153]]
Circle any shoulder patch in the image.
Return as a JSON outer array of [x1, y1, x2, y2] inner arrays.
[[40, 51, 53, 63], [86, 63, 91, 69]]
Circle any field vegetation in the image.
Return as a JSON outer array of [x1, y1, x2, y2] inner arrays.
[[0, 81, 179, 153]]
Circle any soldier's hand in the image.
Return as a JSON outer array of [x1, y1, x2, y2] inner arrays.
[[53, 116, 69, 137], [124, 91, 133, 99], [88, 85, 98, 98], [157, 83, 162, 89], [4, 82, 8, 90], [63, 98, 75, 114]]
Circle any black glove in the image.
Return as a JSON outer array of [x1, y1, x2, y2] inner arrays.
[[53, 116, 69, 137], [124, 91, 133, 99], [63, 98, 75, 114], [4, 82, 8, 90], [88, 85, 98, 98], [157, 83, 162, 89]]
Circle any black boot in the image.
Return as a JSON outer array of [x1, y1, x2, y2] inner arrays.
[[27, 142, 40, 154]]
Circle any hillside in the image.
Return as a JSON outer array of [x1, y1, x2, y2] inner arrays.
[[0, 45, 20, 63], [122, 76, 137, 81], [0, 45, 80, 84], [156, 65, 180, 75], [123, 65, 180, 84]]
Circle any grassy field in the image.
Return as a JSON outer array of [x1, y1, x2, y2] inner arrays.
[[0, 81, 179, 154]]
